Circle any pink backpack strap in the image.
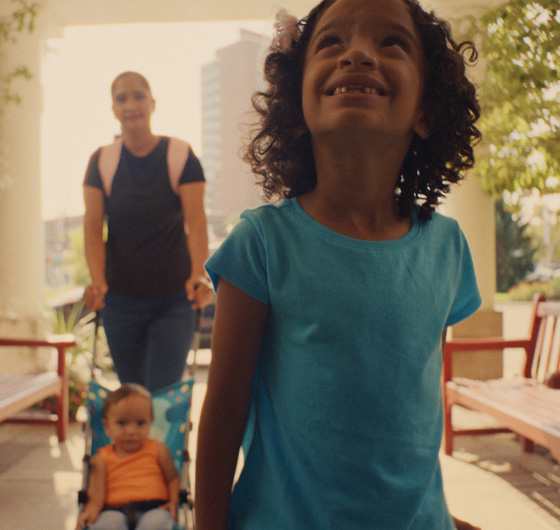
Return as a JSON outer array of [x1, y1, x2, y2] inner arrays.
[[97, 138, 124, 197], [167, 137, 191, 194], [98, 137, 189, 196]]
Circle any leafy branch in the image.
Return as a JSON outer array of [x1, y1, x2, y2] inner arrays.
[[0, 0, 39, 113], [473, 0, 560, 203]]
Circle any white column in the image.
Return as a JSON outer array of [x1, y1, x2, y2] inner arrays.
[[440, 174, 496, 311], [0, 21, 48, 354], [440, 176, 503, 379]]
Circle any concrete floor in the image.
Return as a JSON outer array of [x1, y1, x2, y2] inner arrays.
[[2, 348, 560, 530]]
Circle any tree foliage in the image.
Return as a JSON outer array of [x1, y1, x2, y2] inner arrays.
[[65, 225, 90, 287], [474, 0, 560, 200], [495, 200, 538, 292], [0, 0, 38, 113]]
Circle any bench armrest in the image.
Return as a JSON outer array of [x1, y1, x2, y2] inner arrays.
[[443, 336, 533, 383], [444, 336, 532, 352], [0, 336, 77, 348], [0, 335, 77, 377]]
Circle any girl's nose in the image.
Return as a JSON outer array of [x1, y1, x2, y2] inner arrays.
[[338, 42, 378, 68]]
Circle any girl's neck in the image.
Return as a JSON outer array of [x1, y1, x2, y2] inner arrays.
[[299, 188, 411, 241], [122, 131, 160, 157], [299, 136, 412, 241]]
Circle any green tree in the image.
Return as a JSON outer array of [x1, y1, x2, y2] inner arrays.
[[495, 200, 538, 292], [0, 0, 38, 113], [474, 0, 560, 200], [65, 225, 90, 287]]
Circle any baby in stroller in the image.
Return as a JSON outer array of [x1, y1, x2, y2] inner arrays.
[[77, 383, 180, 530]]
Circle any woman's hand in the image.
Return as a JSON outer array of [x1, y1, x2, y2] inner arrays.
[[83, 283, 108, 311], [185, 275, 214, 309]]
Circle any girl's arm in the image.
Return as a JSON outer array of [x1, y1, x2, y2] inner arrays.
[[195, 279, 270, 530], [179, 182, 213, 309], [76, 453, 106, 530], [83, 185, 108, 310], [157, 441, 180, 520], [442, 329, 482, 530]]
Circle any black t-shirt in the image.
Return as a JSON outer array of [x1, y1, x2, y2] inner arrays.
[[84, 137, 205, 297]]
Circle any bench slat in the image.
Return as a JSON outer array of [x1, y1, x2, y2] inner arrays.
[[0, 335, 76, 442], [0, 373, 61, 423], [448, 379, 560, 431]]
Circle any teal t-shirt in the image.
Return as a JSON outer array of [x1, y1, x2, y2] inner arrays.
[[206, 198, 481, 530]]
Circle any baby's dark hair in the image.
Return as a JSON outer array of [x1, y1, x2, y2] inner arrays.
[[245, 0, 481, 220], [102, 383, 153, 419]]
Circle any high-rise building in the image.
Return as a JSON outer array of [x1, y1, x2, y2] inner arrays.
[[201, 29, 268, 236]]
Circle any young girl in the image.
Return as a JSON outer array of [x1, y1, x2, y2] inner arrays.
[[77, 384, 179, 530], [196, 1, 483, 529]]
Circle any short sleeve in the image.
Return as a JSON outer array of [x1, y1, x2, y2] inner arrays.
[[445, 228, 481, 327], [205, 213, 270, 305], [179, 151, 205, 185], [83, 149, 103, 190]]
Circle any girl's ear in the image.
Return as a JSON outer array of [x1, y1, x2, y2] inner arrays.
[[413, 110, 432, 140], [294, 121, 309, 138]]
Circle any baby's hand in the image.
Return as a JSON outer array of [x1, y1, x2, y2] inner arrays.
[[159, 500, 178, 521], [76, 507, 99, 530]]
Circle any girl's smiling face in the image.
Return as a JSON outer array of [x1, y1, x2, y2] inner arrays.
[[301, 0, 430, 145]]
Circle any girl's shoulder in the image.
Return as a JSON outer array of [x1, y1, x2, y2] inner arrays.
[[241, 198, 302, 223], [237, 199, 295, 232], [419, 209, 462, 236]]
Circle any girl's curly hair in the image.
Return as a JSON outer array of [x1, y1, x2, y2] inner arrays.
[[244, 0, 481, 221]]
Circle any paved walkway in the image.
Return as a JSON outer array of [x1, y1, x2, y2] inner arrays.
[[2, 351, 560, 529]]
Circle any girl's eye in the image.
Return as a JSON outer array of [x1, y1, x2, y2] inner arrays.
[[315, 35, 343, 51], [382, 34, 410, 51]]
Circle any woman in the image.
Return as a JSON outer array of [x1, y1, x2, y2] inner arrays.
[[83, 71, 212, 392]]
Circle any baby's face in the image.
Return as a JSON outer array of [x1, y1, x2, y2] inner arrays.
[[103, 394, 153, 455]]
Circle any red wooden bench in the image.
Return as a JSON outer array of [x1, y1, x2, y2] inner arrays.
[[0, 335, 76, 442], [443, 296, 560, 461]]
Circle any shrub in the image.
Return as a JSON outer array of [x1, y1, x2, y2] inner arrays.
[[507, 281, 549, 302]]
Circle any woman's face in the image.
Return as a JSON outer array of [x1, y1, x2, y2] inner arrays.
[[111, 74, 155, 134]]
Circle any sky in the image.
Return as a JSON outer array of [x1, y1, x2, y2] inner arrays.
[[41, 20, 272, 220]]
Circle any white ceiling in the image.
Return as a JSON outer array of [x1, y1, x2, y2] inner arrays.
[[43, 0, 503, 34]]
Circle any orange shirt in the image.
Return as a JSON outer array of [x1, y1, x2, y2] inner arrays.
[[99, 438, 169, 505]]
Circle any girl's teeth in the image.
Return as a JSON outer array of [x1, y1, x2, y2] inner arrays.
[[334, 86, 378, 95]]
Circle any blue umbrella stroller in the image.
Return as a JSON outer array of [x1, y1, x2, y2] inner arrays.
[[78, 313, 196, 530]]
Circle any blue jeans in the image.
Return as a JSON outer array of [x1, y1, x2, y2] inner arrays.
[[102, 289, 196, 392], [87, 507, 175, 529]]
